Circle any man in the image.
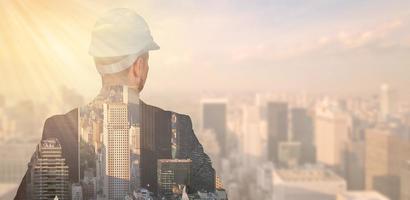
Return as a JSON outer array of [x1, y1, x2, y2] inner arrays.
[[15, 8, 215, 199]]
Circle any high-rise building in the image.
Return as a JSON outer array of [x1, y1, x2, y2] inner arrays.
[[291, 108, 315, 164], [400, 160, 410, 200], [401, 160, 410, 200], [344, 117, 368, 190], [278, 141, 301, 168], [103, 103, 130, 199], [71, 183, 83, 200], [28, 138, 69, 200], [241, 105, 264, 158], [215, 176, 224, 190], [365, 126, 410, 200], [201, 99, 227, 157], [256, 162, 274, 199], [129, 124, 141, 191], [157, 159, 192, 198], [380, 83, 397, 121], [345, 140, 365, 190], [315, 106, 351, 173], [267, 102, 288, 163]]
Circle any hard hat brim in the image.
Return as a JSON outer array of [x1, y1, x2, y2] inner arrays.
[[95, 41, 160, 75]]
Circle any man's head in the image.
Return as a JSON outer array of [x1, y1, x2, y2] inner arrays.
[[89, 8, 159, 92], [94, 53, 149, 91]]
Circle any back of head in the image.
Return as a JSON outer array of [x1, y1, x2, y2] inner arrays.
[[89, 8, 159, 75]]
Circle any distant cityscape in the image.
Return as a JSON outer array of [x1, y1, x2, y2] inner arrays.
[[198, 83, 409, 200], [0, 83, 409, 199]]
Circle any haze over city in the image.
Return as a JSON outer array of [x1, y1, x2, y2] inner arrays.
[[1, 1, 410, 200], [1, 0, 410, 103]]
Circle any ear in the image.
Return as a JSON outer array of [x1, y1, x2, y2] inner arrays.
[[130, 57, 144, 78], [128, 57, 144, 87]]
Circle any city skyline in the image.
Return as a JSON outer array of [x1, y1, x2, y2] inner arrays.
[[1, 1, 410, 200]]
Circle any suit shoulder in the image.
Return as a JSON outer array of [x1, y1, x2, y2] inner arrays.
[[44, 108, 78, 126], [141, 101, 172, 116], [42, 108, 78, 140], [175, 112, 191, 123], [141, 101, 192, 125]]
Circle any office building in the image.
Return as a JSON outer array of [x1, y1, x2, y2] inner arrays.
[[129, 124, 141, 191], [215, 176, 224, 190], [291, 108, 315, 163], [103, 103, 130, 199], [71, 183, 83, 200], [278, 141, 301, 168], [28, 138, 69, 200], [315, 106, 351, 173], [157, 159, 192, 198], [201, 99, 227, 157], [345, 140, 365, 190], [241, 105, 264, 158], [401, 160, 410, 200], [380, 84, 397, 121], [267, 102, 288, 163], [365, 126, 410, 200]]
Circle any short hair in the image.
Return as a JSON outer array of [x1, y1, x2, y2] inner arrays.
[[94, 55, 128, 66], [95, 56, 131, 79], [94, 53, 148, 79]]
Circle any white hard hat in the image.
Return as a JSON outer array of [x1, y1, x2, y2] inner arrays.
[[89, 8, 159, 74]]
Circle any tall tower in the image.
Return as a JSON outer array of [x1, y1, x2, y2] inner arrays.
[[29, 138, 69, 200], [291, 108, 315, 164], [201, 99, 227, 157], [401, 160, 410, 200], [380, 83, 397, 121], [314, 107, 351, 173], [157, 159, 192, 198], [365, 127, 410, 200], [241, 105, 263, 158], [129, 124, 141, 191], [103, 103, 130, 199], [266, 102, 288, 163]]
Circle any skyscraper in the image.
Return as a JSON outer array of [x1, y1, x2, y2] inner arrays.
[[241, 105, 263, 158], [267, 102, 288, 163], [103, 103, 130, 199], [291, 108, 315, 164], [278, 141, 301, 168], [201, 99, 227, 157], [314, 106, 351, 173], [365, 126, 410, 200], [380, 83, 397, 120], [28, 138, 69, 200], [71, 183, 83, 200], [129, 124, 141, 191], [157, 159, 192, 198], [401, 160, 410, 200]]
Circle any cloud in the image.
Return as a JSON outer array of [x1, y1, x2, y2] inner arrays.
[[227, 16, 410, 64]]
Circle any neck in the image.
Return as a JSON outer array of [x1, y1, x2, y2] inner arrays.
[[101, 75, 128, 86]]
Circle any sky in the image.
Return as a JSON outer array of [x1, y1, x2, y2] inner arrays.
[[1, 0, 410, 104]]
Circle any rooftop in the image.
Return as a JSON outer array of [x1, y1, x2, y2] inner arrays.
[[337, 191, 389, 200], [275, 168, 344, 182], [40, 138, 61, 148]]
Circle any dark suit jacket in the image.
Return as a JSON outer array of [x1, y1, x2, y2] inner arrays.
[[14, 101, 215, 199]]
